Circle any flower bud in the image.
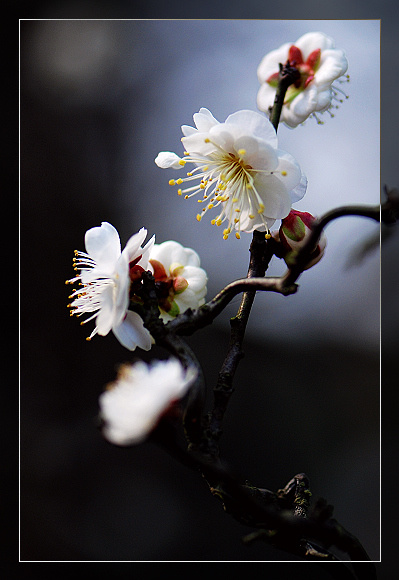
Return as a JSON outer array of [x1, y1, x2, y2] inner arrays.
[[278, 210, 326, 270]]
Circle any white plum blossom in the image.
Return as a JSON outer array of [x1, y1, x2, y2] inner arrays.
[[99, 359, 197, 445], [149, 240, 208, 322], [155, 108, 307, 239], [257, 32, 349, 128], [67, 222, 154, 351]]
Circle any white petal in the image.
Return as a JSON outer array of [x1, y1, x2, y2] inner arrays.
[[139, 234, 156, 269], [182, 132, 216, 155], [96, 284, 115, 336], [85, 222, 121, 272], [192, 108, 220, 131], [256, 83, 277, 114], [290, 171, 308, 203], [206, 126, 235, 152], [257, 43, 291, 83], [275, 150, 303, 191], [315, 50, 348, 85], [155, 151, 184, 169], [295, 32, 335, 56], [151, 241, 202, 270], [123, 227, 148, 262], [224, 109, 277, 146], [240, 138, 279, 171], [182, 266, 208, 293], [253, 173, 292, 219], [113, 254, 130, 327], [175, 288, 201, 310], [112, 310, 152, 351]]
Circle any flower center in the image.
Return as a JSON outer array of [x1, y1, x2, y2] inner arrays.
[[168, 141, 285, 239], [150, 259, 188, 315], [267, 46, 321, 105], [66, 250, 117, 340]]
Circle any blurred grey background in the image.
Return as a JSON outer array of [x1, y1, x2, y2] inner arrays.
[[19, 4, 398, 574]]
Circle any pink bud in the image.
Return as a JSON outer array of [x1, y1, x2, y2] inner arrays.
[[279, 210, 326, 270], [173, 276, 189, 294]]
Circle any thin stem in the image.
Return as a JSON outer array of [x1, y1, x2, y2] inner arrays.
[[166, 275, 297, 336], [282, 203, 381, 287], [206, 230, 273, 456]]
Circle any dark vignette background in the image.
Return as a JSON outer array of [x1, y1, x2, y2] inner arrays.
[[15, 1, 398, 579]]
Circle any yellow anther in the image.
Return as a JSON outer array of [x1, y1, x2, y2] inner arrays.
[[200, 184, 205, 189], [235, 208, 240, 213], [204, 138, 210, 143], [246, 183, 253, 189], [184, 151, 190, 156], [258, 203, 265, 214], [211, 219, 216, 225], [235, 232, 241, 239], [203, 166, 209, 171], [187, 172, 193, 176], [249, 214, 255, 219], [196, 214, 202, 222], [169, 179, 176, 186], [177, 189, 182, 195], [198, 199, 203, 203], [232, 198, 238, 203], [223, 228, 231, 235], [176, 178, 183, 184], [223, 235, 229, 240], [265, 233, 272, 239], [281, 170, 287, 176], [237, 149, 246, 156], [86, 337, 91, 341], [184, 195, 189, 199], [234, 218, 239, 224], [178, 159, 186, 166], [207, 203, 214, 209], [216, 219, 222, 226]]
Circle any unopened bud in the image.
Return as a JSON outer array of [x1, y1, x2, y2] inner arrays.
[[279, 210, 326, 270], [173, 276, 189, 294]]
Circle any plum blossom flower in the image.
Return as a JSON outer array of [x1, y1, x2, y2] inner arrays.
[[155, 108, 307, 239], [149, 240, 208, 322], [257, 32, 349, 128], [275, 209, 327, 269], [99, 359, 197, 445], [67, 222, 154, 350]]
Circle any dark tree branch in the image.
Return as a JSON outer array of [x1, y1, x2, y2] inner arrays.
[[269, 60, 301, 131], [151, 421, 376, 578]]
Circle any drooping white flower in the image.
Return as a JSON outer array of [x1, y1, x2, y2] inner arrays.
[[67, 222, 154, 351], [257, 32, 349, 128], [148, 240, 208, 322], [155, 108, 307, 239], [99, 359, 197, 445]]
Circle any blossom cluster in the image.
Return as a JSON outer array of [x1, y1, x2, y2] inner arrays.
[[67, 31, 348, 446]]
